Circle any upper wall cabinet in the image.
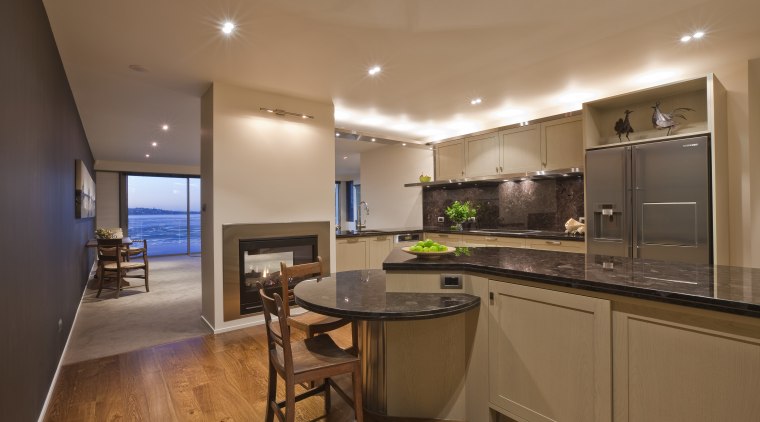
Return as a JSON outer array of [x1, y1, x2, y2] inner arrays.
[[499, 125, 542, 174], [541, 116, 583, 170], [435, 139, 465, 180], [464, 133, 500, 177]]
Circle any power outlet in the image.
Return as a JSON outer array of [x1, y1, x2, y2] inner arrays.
[[437, 216, 444, 223]]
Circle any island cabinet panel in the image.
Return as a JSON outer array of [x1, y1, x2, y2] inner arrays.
[[525, 238, 585, 253], [367, 235, 393, 269], [481, 235, 525, 248], [499, 125, 542, 173], [465, 133, 500, 177], [461, 234, 489, 247], [336, 238, 367, 271], [488, 281, 611, 422], [436, 139, 465, 180], [541, 116, 583, 170], [613, 309, 760, 422]]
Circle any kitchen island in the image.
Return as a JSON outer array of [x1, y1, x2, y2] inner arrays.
[[379, 247, 760, 422]]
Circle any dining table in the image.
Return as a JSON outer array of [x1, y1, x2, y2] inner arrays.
[[85, 237, 133, 247], [294, 269, 480, 418]]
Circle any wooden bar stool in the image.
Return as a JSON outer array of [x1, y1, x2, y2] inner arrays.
[[258, 284, 364, 422], [279, 258, 358, 353]]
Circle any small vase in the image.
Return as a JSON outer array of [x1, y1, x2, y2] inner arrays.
[[453, 223, 464, 231]]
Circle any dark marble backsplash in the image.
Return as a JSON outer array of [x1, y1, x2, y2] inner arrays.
[[422, 177, 584, 232]]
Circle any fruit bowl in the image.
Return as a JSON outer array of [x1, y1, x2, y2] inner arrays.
[[401, 246, 456, 259]]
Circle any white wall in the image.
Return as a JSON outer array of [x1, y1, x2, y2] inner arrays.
[[94, 171, 119, 229], [201, 82, 335, 331], [360, 145, 433, 229]]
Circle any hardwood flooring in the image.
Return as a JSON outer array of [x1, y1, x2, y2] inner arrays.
[[45, 324, 438, 422]]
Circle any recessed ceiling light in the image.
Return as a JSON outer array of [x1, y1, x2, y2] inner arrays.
[[371, 138, 376, 142], [145, 154, 150, 158], [266, 109, 274, 113], [681, 35, 692, 43], [151, 142, 157, 147], [693, 31, 705, 39], [161, 124, 169, 131], [343, 156, 348, 160], [336, 132, 340, 137], [222, 21, 235, 35], [301, 114, 309, 119], [368, 65, 382, 76], [402, 143, 406, 146], [470, 98, 482, 105]]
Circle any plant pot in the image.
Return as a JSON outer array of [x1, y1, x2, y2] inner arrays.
[[452, 223, 464, 231]]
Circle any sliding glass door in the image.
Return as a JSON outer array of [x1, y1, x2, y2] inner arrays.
[[127, 175, 200, 255]]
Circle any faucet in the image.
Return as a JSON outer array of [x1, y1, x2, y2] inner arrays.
[[357, 201, 370, 230]]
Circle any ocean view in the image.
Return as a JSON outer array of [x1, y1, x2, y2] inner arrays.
[[128, 213, 201, 255]]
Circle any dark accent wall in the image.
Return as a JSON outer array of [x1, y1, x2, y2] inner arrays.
[[0, 1, 94, 420], [423, 177, 584, 231]]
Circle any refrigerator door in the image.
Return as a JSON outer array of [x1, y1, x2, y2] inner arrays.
[[586, 146, 631, 257], [632, 136, 711, 264]]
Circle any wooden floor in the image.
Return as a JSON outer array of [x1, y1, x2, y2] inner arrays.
[[45, 324, 438, 422]]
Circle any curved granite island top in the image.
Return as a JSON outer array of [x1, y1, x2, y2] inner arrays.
[[294, 269, 480, 320], [383, 247, 760, 318]]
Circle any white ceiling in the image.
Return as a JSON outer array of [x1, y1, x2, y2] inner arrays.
[[43, 0, 760, 167]]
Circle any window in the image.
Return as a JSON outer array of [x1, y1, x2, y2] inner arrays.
[[127, 175, 201, 255]]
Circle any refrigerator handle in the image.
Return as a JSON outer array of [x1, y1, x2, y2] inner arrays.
[[629, 146, 639, 259]]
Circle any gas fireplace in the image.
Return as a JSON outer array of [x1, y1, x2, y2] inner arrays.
[[238, 236, 318, 315]]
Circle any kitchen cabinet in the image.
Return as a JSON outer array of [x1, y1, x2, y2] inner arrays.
[[367, 235, 393, 269], [464, 133, 500, 177], [541, 115, 583, 170], [525, 238, 585, 253], [460, 234, 488, 247], [613, 305, 760, 421], [489, 281, 611, 422], [337, 235, 395, 271], [435, 139, 465, 180], [480, 235, 525, 248], [499, 125, 542, 173], [336, 237, 368, 272]]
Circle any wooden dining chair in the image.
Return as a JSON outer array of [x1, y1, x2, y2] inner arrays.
[[125, 238, 148, 262], [95, 238, 149, 298], [279, 258, 357, 353], [258, 283, 363, 422]]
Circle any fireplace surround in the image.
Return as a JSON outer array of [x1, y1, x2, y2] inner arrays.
[[222, 221, 331, 322]]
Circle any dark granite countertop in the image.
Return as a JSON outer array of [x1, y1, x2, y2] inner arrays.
[[335, 226, 583, 241], [383, 247, 760, 318], [422, 226, 585, 242], [335, 227, 423, 238], [294, 269, 480, 320]]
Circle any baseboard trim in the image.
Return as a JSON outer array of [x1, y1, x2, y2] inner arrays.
[[202, 306, 309, 335], [37, 260, 97, 422]]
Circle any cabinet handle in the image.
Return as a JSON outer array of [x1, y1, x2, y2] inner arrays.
[[375, 236, 386, 241], [439, 234, 449, 238], [348, 238, 359, 243], [485, 237, 497, 241], [489, 291, 494, 301], [545, 240, 561, 245]]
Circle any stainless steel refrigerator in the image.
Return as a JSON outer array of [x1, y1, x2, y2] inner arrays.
[[586, 135, 711, 264]]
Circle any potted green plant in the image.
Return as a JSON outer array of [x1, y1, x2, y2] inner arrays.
[[445, 200, 477, 231]]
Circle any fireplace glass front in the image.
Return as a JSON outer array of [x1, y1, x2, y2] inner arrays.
[[238, 236, 318, 315]]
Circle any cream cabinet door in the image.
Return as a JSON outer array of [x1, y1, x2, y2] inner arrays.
[[435, 140, 465, 180], [460, 234, 487, 247], [499, 125, 541, 173], [367, 235, 393, 269], [525, 238, 585, 253], [336, 238, 367, 272], [613, 310, 760, 422], [423, 232, 463, 247], [465, 133, 500, 177], [541, 116, 583, 170], [489, 281, 611, 422]]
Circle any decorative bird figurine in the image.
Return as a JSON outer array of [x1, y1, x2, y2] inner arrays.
[[614, 109, 634, 142], [651, 101, 694, 136]]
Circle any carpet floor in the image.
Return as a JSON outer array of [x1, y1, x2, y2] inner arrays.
[[62, 254, 211, 365]]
